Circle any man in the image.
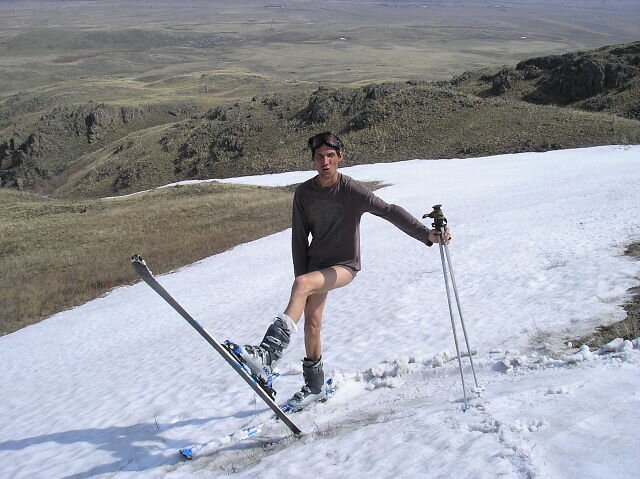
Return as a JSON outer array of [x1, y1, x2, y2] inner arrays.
[[235, 131, 451, 411]]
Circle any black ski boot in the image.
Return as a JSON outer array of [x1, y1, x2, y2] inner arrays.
[[283, 357, 328, 412], [233, 316, 292, 381]]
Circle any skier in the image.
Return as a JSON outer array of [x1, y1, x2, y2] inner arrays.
[[235, 131, 451, 411]]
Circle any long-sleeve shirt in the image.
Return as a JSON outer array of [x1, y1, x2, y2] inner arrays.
[[291, 173, 432, 277]]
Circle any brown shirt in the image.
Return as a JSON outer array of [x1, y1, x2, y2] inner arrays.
[[291, 174, 432, 276]]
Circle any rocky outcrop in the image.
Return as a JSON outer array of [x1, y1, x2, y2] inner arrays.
[[297, 83, 406, 131], [544, 57, 631, 102], [518, 51, 636, 104], [86, 105, 117, 143], [299, 86, 358, 124], [0, 102, 195, 190], [491, 68, 514, 95]]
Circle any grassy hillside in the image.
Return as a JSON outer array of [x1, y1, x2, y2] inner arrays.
[[0, 182, 294, 336], [55, 81, 640, 198], [1, 1, 638, 196], [0, 178, 386, 336], [451, 42, 640, 120], [0, 72, 299, 195], [575, 241, 640, 349], [3, 40, 640, 199]]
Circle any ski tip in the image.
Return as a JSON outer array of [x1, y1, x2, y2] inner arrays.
[[241, 425, 262, 438], [131, 255, 153, 277], [131, 254, 146, 265], [179, 448, 193, 460]]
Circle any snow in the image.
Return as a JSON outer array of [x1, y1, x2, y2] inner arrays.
[[1, 145, 639, 478]]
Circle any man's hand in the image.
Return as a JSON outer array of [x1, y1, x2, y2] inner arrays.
[[429, 227, 451, 245]]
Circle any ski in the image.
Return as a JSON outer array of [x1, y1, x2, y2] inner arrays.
[[130, 255, 303, 439], [177, 376, 337, 459], [282, 378, 336, 413], [222, 340, 281, 396], [179, 422, 265, 460], [178, 378, 336, 459]]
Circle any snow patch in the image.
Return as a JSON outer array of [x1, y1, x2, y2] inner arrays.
[[2, 146, 640, 479]]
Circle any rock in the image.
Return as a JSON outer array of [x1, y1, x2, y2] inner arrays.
[[522, 66, 541, 80], [604, 62, 634, 88], [299, 86, 364, 124], [121, 106, 142, 123], [348, 102, 389, 130], [545, 57, 607, 102], [520, 52, 636, 104], [491, 68, 513, 95], [86, 105, 116, 143], [611, 43, 640, 55], [449, 71, 474, 86], [492, 359, 512, 372], [301, 87, 339, 124], [363, 82, 404, 100]]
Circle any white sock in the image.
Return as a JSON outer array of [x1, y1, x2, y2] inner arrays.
[[278, 313, 298, 333]]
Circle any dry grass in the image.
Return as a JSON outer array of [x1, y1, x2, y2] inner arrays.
[[575, 302, 640, 349], [574, 241, 640, 349], [0, 182, 294, 336]]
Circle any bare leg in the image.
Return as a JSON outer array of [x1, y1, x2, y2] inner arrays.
[[283, 266, 353, 360], [302, 292, 328, 360], [236, 268, 352, 382], [283, 266, 354, 324]]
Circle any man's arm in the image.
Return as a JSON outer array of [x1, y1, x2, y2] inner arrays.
[[291, 189, 311, 276], [357, 183, 434, 246]]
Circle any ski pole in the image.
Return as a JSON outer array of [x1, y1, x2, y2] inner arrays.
[[423, 205, 479, 410], [443, 241, 479, 391]]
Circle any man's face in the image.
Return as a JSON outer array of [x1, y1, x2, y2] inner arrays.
[[312, 144, 343, 182]]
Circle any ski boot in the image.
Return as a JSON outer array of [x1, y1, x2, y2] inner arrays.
[[226, 315, 293, 383], [283, 357, 333, 413]]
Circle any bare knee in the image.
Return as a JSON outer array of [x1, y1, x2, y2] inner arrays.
[[291, 274, 315, 298]]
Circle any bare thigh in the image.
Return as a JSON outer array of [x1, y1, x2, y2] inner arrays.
[[298, 266, 355, 296], [285, 266, 355, 324]]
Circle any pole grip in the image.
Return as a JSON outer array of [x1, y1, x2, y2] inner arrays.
[[422, 204, 447, 231]]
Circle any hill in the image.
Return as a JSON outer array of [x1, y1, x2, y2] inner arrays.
[[451, 41, 640, 119], [1, 41, 639, 198]]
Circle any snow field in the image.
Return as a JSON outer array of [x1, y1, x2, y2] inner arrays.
[[162, 341, 640, 478], [1, 145, 639, 478]]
